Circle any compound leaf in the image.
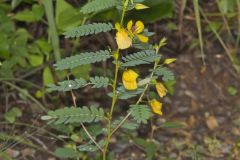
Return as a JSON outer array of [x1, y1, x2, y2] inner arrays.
[[129, 105, 151, 124], [47, 78, 87, 92], [154, 66, 174, 82], [121, 50, 160, 67], [54, 50, 111, 70], [64, 22, 113, 38], [89, 76, 109, 88], [80, 0, 118, 14], [41, 106, 104, 125]]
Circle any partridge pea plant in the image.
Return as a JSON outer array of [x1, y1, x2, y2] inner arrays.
[[41, 0, 175, 159]]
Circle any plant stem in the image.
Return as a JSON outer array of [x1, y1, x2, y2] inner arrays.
[[43, 0, 61, 61], [103, 50, 120, 160], [120, 0, 129, 25], [103, 1, 129, 158]]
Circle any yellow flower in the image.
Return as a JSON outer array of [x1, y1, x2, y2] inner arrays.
[[122, 69, 138, 90], [115, 23, 132, 49], [149, 99, 163, 115], [115, 21, 149, 49], [127, 20, 149, 43], [156, 83, 167, 98]]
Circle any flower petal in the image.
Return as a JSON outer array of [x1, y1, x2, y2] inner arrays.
[[156, 83, 167, 98], [122, 69, 138, 90], [135, 21, 144, 33], [122, 69, 138, 82], [116, 29, 132, 49], [127, 20, 133, 31], [123, 81, 138, 90], [136, 34, 149, 43], [149, 99, 163, 115]]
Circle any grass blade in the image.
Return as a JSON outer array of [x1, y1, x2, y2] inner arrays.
[[193, 0, 205, 65], [43, 0, 61, 61]]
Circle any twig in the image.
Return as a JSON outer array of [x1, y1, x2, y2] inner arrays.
[[67, 75, 103, 152]]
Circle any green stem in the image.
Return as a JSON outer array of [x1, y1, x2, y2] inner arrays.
[[43, 0, 61, 61], [120, 0, 129, 25], [103, 1, 129, 158], [103, 50, 119, 160]]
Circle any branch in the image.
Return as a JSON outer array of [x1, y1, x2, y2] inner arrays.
[[68, 75, 103, 153]]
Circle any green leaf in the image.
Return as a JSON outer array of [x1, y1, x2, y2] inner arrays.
[[121, 50, 160, 67], [129, 105, 151, 124], [108, 87, 144, 100], [80, 0, 118, 14], [14, 4, 44, 22], [11, 0, 23, 10], [160, 121, 184, 129], [4, 107, 22, 123], [0, 10, 14, 33], [111, 87, 144, 100], [41, 106, 105, 125], [91, 8, 119, 22], [164, 80, 176, 95], [153, 66, 174, 82], [132, 41, 155, 50], [47, 78, 87, 92], [71, 65, 91, 80], [63, 23, 113, 38], [29, 54, 43, 67], [54, 50, 111, 70], [54, 147, 78, 158], [133, 138, 156, 160], [89, 76, 109, 88], [55, 0, 83, 31], [218, 0, 234, 15], [35, 39, 53, 56], [0, 33, 10, 58], [43, 67, 54, 86]]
